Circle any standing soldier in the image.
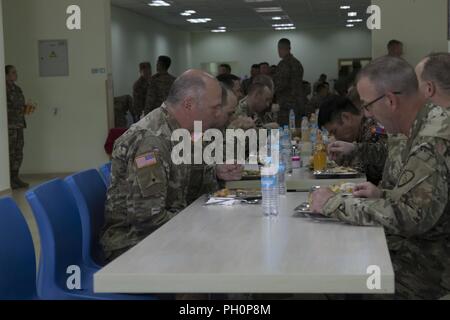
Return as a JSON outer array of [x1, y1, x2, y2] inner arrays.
[[5, 65, 34, 189], [274, 38, 305, 126], [132, 62, 151, 122], [144, 56, 176, 115]]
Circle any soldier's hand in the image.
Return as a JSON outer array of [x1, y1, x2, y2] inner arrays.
[[216, 164, 244, 181], [327, 141, 355, 159], [353, 182, 382, 199], [228, 116, 256, 130], [311, 188, 335, 214]]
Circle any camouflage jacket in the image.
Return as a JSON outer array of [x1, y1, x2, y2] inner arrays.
[[338, 117, 388, 185], [132, 76, 150, 119], [323, 103, 450, 299], [233, 97, 275, 129], [274, 54, 304, 110], [144, 72, 176, 115], [6, 82, 26, 129], [101, 104, 218, 261]]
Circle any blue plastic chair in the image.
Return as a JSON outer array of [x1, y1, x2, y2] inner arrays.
[[26, 179, 155, 300], [0, 197, 37, 300], [99, 163, 112, 187], [65, 170, 107, 268]]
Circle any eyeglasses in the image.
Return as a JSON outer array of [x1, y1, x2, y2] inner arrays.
[[361, 91, 402, 111]]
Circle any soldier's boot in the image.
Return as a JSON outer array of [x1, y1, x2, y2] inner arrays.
[[10, 172, 29, 190]]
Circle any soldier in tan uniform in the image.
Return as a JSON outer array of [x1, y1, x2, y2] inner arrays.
[[311, 56, 450, 299], [416, 52, 450, 108], [144, 56, 176, 115], [5, 65, 32, 189], [318, 95, 388, 185], [274, 38, 304, 126], [101, 70, 242, 262], [132, 62, 151, 121]]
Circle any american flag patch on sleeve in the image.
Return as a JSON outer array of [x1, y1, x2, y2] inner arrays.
[[135, 152, 157, 169]]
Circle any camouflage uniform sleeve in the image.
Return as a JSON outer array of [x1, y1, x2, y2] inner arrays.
[[323, 136, 449, 237], [129, 135, 176, 227], [338, 142, 388, 172]]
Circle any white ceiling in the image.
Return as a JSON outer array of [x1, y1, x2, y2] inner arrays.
[[111, 0, 371, 32]]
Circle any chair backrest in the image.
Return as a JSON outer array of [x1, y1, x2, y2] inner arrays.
[[99, 163, 112, 187], [0, 197, 37, 300], [65, 169, 107, 267], [26, 179, 84, 295]]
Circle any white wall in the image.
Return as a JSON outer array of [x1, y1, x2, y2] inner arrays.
[[191, 28, 372, 83], [111, 6, 191, 97], [372, 0, 448, 65], [0, 0, 10, 191], [3, 0, 112, 174]]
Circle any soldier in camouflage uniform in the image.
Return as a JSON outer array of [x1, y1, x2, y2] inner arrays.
[[101, 70, 241, 262], [312, 56, 450, 299], [273, 38, 304, 126], [131, 62, 151, 122], [5, 65, 29, 189], [318, 95, 388, 185], [144, 56, 176, 115]]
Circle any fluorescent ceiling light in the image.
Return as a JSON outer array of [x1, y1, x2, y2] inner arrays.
[[340, 5, 351, 9], [275, 26, 296, 30], [148, 0, 170, 7], [187, 18, 212, 23], [185, 10, 196, 14], [180, 12, 191, 16], [218, 26, 226, 29], [348, 12, 357, 17], [346, 24, 354, 27], [255, 7, 283, 13], [347, 19, 363, 23], [272, 23, 294, 27], [272, 16, 282, 20], [245, 0, 273, 3], [211, 29, 226, 33]]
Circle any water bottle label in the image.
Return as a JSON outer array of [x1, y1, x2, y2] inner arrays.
[[261, 176, 277, 188]]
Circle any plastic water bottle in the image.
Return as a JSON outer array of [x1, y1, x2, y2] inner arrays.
[[261, 164, 280, 217], [278, 161, 286, 195], [301, 117, 310, 142], [289, 109, 296, 131], [281, 126, 293, 174]]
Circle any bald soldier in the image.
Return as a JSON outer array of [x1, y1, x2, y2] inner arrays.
[[311, 56, 450, 299], [416, 52, 450, 108], [274, 38, 304, 125], [101, 70, 242, 262]]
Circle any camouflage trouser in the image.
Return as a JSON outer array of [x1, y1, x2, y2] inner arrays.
[[8, 128, 24, 177]]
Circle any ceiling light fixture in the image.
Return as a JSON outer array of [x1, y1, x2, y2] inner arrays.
[[218, 26, 227, 30], [187, 18, 212, 23], [180, 12, 191, 16], [346, 24, 354, 27], [348, 12, 357, 17], [272, 16, 282, 20], [340, 5, 351, 9], [272, 23, 294, 27], [185, 10, 196, 14], [255, 7, 283, 13], [275, 26, 296, 30], [347, 19, 363, 23], [211, 29, 226, 33], [148, 0, 170, 7], [245, 0, 274, 3]]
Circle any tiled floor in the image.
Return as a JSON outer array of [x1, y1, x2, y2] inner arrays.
[[6, 173, 71, 264]]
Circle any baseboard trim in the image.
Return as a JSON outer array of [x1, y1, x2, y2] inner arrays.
[[21, 172, 74, 180], [0, 188, 12, 196]]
